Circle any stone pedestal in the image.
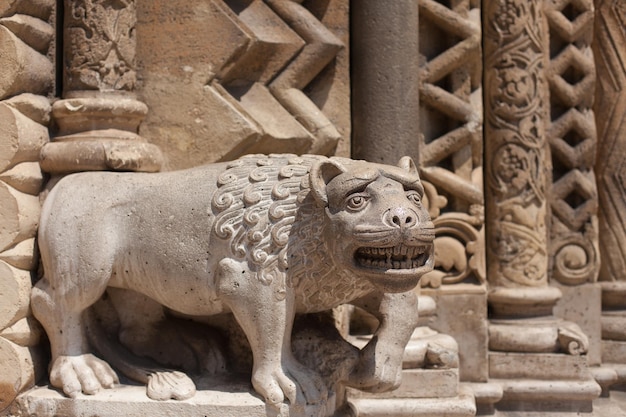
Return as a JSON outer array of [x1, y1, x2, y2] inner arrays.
[[422, 284, 489, 382], [15, 381, 275, 417], [347, 326, 475, 417]]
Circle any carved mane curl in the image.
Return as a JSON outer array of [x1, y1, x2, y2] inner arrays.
[[211, 154, 329, 290]]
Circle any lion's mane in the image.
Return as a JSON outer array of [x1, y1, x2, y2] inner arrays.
[[211, 154, 329, 293]]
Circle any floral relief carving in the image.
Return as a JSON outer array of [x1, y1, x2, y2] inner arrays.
[[421, 181, 485, 288], [64, 0, 137, 92], [484, 0, 551, 288]]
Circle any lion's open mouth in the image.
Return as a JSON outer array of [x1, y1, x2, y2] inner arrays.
[[355, 244, 432, 270]]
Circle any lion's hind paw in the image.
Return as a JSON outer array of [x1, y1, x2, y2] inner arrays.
[[50, 354, 119, 397]]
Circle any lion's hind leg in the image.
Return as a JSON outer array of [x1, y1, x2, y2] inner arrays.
[[31, 247, 119, 397]]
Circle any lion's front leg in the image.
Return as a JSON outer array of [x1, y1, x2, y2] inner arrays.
[[347, 290, 419, 393], [216, 259, 325, 407]]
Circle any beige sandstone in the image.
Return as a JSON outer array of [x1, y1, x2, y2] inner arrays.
[[4, 0, 626, 415]]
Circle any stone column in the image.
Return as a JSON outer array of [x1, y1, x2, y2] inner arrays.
[[545, 0, 602, 367], [484, 0, 599, 411], [484, 0, 559, 319], [350, 0, 420, 164], [40, 0, 162, 174], [594, 0, 626, 383]]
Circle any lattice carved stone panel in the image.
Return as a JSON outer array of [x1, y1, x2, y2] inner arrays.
[[418, 0, 485, 288], [546, 0, 599, 285]]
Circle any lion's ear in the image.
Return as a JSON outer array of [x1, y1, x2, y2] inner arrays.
[[398, 156, 418, 175], [310, 159, 346, 206]]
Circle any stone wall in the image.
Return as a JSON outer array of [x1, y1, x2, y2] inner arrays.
[[0, 0, 54, 410]]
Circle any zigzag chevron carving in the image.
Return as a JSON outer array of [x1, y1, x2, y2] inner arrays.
[[546, 0, 599, 285], [594, 0, 626, 282], [212, 0, 344, 159]]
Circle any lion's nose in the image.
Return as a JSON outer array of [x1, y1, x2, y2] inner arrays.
[[385, 207, 418, 229]]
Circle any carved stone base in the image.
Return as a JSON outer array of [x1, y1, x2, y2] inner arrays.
[[489, 318, 589, 355], [603, 340, 626, 364], [491, 378, 602, 417], [347, 327, 467, 415], [347, 385, 476, 417], [41, 97, 163, 174], [488, 352, 601, 416], [14, 379, 337, 417], [347, 369, 459, 400]]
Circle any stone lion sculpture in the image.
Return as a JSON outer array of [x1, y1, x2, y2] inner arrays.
[[32, 154, 435, 410]]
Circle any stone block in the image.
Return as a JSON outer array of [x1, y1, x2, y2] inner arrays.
[[553, 282, 602, 366], [603, 340, 626, 364], [423, 284, 488, 382], [347, 369, 458, 399], [489, 352, 590, 380], [347, 385, 476, 417]]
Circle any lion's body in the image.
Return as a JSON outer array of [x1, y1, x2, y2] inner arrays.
[[32, 154, 435, 407]]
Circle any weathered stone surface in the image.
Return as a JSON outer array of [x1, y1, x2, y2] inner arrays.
[[347, 385, 476, 417], [484, 0, 551, 293], [0, 14, 53, 53], [0, 237, 37, 270], [553, 282, 602, 365], [0, 317, 42, 347], [0, 103, 48, 172], [489, 352, 589, 380], [32, 155, 434, 412], [0, 163, 44, 196], [0, 181, 40, 253], [0, 26, 53, 100], [0, 337, 41, 414], [0, 0, 54, 21], [595, 0, 626, 283], [0, 260, 31, 330]]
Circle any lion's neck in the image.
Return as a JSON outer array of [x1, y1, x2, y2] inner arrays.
[[289, 215, 375, 313]]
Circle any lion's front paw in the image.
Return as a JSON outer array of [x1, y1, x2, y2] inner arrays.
[[252, 358, 326, 407], [49, 354, 119, 397], [348, 343, 403, 393]]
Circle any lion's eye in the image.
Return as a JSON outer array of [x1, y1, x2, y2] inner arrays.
[[346, 194, 369, 211], [406, 191, 422, 205]]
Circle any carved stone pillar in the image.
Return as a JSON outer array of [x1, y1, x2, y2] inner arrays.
[[350, 0, 420, 164], [545, 0, 602, 367], [40, 0, 162, 174], [484, 0, 558, 319], [484, 0, 599, 412], [594, 0, 626, 384]]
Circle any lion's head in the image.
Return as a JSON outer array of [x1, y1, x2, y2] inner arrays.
[[309, 156, 435, 293], [211, 154, 435, 302]]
